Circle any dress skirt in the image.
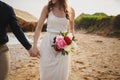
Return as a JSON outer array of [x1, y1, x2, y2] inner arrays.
[[39, 32, 70, 80]]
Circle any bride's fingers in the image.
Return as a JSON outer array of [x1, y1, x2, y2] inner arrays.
[[37, 55, 40, 59], [33, 53, 38, 57], [30, 52, 37, 57], [36, 52, 41, 59], [29, 51, 40, 58], [33, 52, 40, 57], [38, 52, 41, 56]]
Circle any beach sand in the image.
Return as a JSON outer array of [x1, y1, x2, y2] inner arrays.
[[7, 32, 120, 80]]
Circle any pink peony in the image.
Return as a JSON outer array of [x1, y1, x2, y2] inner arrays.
[[55, 37, 67, 49]]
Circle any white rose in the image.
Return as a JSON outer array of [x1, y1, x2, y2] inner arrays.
[[71, 41, 77, 49], [67, 33, 73, 40], [64, 45, 71, 52]]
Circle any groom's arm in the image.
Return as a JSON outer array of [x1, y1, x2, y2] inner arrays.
[[8, 5, 32, 50]]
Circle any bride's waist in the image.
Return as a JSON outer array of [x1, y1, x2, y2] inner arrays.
[[47, 31, 59, 35], [47, 30, 67, 34]]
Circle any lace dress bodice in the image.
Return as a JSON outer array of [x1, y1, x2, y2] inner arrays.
[[47, 11, 69, 33]]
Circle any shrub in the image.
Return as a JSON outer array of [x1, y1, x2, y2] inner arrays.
[[113, 15, 120, 30]]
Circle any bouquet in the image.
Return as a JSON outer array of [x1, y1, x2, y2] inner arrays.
[[52, 32, 77, 55]]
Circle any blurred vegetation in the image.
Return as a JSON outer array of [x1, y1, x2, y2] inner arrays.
[[75, 13, 120, 37], [113, 15, 120, 30]]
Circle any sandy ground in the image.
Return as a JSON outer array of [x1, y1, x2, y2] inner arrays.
[[7, 32, 120, 80]]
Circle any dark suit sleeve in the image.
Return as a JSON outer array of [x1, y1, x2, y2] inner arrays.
[[8, 6, 32, 50]]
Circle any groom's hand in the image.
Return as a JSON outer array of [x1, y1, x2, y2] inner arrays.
[[28, 47, 33, 56], [32, 51, 41, 59]]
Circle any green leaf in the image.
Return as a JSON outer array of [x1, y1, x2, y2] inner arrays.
[[62, 50, 65, 56], [51, 45, 55, 47], [63, 50, 69, 55], [73, 39, 78, 42], [51, 45, 56, 49], [65, 32, 69, 36], [71, 48, 74, 52], [60, 32, 64, 36]]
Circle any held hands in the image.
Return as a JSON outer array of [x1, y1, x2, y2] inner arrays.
[[28, 46, 40, 59]]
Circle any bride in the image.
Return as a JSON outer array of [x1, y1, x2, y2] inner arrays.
[[32, 0, 75, 80]]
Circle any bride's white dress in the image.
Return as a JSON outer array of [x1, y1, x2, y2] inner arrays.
[[39, 11, 70, 80]]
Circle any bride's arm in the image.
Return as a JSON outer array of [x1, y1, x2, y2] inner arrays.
[[69, 8, 75, 35], [33, 6, 48, 55]]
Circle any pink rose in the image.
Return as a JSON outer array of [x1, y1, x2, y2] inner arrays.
[[55, 37, 67, 49]]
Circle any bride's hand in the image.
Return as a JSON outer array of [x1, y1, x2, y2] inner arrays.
[[32, 46, 41, 58]]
